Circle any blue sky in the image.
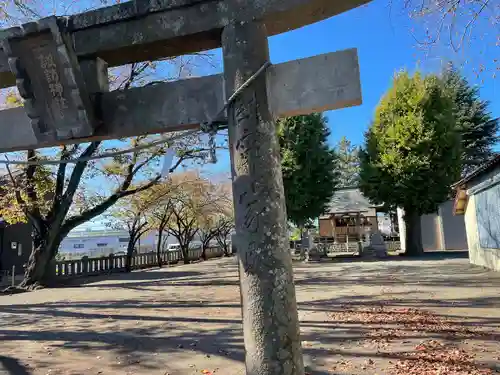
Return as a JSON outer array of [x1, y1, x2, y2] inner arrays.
[[2, 0, 498, 230], [81, 0, 499, 229], [196, 0, 499, 175]]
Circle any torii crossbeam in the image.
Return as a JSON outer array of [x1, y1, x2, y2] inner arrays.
[[0, 49, 361, 152], [0, 0, 369, 374]]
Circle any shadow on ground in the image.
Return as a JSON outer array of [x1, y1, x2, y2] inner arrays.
[[0, 307, 498, 374], [55, 251, 489, 292], [59, 269, 204, 289], [0, 355, 33, 375], [0, 255, 499, 374]]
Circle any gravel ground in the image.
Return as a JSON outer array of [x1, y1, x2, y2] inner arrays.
[[0, 253, 499, 375]]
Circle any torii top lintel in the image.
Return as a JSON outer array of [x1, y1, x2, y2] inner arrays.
[[0, 0, 368, 88]]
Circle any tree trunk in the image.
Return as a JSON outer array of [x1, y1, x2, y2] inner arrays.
[[299, 225, 307, 261], [222, 21, 304, 375], [19, 231, 61, 289], [201, 242, 208, 260], [156, 229, 163, 268], [181, 246, 190, 264], [125, 239, 135, 272], [299, 225, 305, 241], [222, 240, 231, 256], [403, 210, 424, 256], [390, 211, 399, 236], [0, 230, 4, 282]]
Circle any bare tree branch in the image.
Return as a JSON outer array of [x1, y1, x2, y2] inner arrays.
[[62, 175, 161, 233]]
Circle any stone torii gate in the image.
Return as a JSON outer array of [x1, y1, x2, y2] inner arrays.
[[0, 0, 368, 373]]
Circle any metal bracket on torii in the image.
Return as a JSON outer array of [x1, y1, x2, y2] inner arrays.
[[0, 0, 368, 153]]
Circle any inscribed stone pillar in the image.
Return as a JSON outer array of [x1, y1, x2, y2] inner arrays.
[[221, 21, 304, 375]]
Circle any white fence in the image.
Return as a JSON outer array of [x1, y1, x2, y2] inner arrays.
[[1, 246, 227, 286]]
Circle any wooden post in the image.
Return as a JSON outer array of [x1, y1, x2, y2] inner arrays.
[[82, 256, 89, 275], [355, 213, 360, 241], [109, 254, 115, 272], [222, 21, 304, 375]]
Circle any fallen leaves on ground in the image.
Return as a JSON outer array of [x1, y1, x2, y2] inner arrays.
[[330, 305, 491, 340], [327, 305, 499, 375], [392, 340, 497, 375]]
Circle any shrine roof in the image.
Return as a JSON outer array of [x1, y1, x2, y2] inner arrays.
[[452, 153, 500, 189], [322, 187, 378, 216]]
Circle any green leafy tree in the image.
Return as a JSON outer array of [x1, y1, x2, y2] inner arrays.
[[359, 71, 461, 256], [335, 136, 360, 187], [278, 113, 339, 229], [441, 64, 499, 174]]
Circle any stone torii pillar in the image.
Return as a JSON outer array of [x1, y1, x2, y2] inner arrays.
[[0, 1, 368, 373], [222, 22, 303, 374]]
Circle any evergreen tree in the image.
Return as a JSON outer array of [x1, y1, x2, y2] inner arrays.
[[441, 64, 499, 174], [335, 136, 360, 187], [359, 71, 461, 256], [278, 113, 339, 228]]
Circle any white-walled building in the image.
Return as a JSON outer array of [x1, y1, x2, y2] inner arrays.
[[397, 200, 468, 251], [453, 155, 500, 271], [59, 230, 174, 258]]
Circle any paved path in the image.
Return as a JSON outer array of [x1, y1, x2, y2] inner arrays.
[[0, 254, 499, 375]]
